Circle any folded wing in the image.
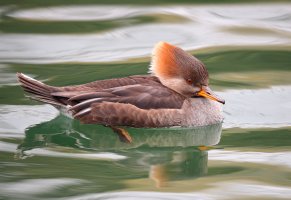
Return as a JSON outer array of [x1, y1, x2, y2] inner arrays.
[[69, 83, 186, 127], [18, 73, 186, 127]]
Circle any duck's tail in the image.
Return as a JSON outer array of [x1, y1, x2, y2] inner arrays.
[[17, 73, 63, 107]]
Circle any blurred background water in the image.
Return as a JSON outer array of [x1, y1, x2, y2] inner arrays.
[[1, 1, 291, 199]]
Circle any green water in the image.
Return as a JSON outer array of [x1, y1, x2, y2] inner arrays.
[[1, 2, 291, 200]]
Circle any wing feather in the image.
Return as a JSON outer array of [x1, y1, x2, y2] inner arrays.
[[70, 83, 185, 113], [19, 73, 185, 127], [76, 102, 183, 128], [70, 83, 186, 127]]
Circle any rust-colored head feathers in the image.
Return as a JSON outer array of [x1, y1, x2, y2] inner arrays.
[[150, 42, 180, 78], [150, 42, 209, 86], [149, 42, 209, 96]]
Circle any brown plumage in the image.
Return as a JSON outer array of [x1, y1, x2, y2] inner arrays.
[[17, 42, 225, 129]]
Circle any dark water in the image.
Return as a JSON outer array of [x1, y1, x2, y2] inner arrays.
[[1, 2, 291, 200]]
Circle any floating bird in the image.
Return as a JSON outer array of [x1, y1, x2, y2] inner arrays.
[[17, 42, 225, 142]]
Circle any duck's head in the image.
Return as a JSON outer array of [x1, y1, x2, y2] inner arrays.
[[149, 42, 225, 104]]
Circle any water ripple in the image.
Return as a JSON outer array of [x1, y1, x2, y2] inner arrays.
[[59, 183, 291, 200], [1, 4, 291, 63], [222, 85, 291, 128], [209, 150, 291, 168]]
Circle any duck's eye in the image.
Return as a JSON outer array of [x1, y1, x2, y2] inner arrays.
[[186, 79, 193, 85]]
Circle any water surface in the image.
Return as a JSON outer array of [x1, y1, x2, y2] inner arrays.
[[1, 2, 291, 200]]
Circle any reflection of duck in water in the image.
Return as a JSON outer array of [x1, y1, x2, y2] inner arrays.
[[17, 42, 224, 142], [18, 116, 222, 187], [19, 115, 222, 151]]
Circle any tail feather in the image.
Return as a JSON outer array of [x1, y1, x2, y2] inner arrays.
[[17, 73, 63, 107], [21, 78, 50, 94]]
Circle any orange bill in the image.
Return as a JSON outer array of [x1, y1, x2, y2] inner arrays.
[[197, 87, 225, 104]]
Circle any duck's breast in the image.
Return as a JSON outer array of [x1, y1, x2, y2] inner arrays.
[[181, 98, 223, 127]]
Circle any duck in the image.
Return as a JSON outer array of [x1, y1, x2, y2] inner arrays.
[[17, 42, 225, 142]]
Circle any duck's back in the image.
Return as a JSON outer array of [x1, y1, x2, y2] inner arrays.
[[17, 73, 192, 127]]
